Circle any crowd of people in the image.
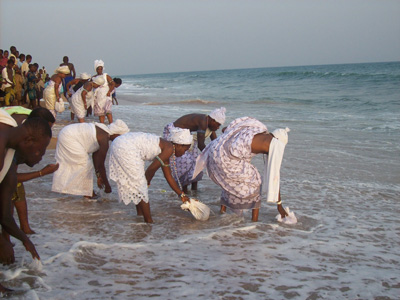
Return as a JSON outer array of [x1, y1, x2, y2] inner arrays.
[[1, 46, 122, 125], [0, 45, 292, 294]]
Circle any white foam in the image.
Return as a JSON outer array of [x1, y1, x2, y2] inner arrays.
[[276, 207, 298, 224]]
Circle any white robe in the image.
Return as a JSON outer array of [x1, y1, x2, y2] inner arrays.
[[52, 123, 105, 196], [70, 86, 94, 119]]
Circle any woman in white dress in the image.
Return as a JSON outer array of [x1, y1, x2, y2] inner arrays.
[[109, 128, 192, 223], [52, 120, 130, 198], [70, 75, 105, 123], [43, 65, 70, 119], [92, 60, 115, 124]]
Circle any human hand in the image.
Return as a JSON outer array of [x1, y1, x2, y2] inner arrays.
[[0, 236, 15, 265], [41, 163, 59, 176], [23, 239, 40, 260], [104, 184, 112, 193], [181, 194, 190, 203]]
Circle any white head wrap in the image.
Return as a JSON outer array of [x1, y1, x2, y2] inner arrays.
[[92, 75, 105, 86], [168, 128, 193, 145], [108, 119, 130, 135], [80, 72, 91, 80], [55, 65, 70, 74], [94, 59, 104, 71], [209, 107, 226, 125], [272, 127, 290, 145]]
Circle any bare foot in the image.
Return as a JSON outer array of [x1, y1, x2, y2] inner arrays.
[[0, 283, 13, 294], [220, 205, 226, 214], [84, 191, 98, 200], [21, 226, 36, 234]]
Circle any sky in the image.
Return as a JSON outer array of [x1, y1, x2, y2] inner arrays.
[[1, 0, 399, 76]]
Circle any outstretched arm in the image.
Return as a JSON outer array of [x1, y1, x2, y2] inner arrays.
[[17, 163, 59, 183], [0, 164, 40, 260]]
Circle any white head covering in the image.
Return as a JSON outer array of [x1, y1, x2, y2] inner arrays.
[[209, 107, 226, 125], [94, 59, 104, 71], [272, 127, 290, 145], [92, 75, 105, 86], [55, 65, 70, 74], [168, 128, 193, 145], [108, 119, 130, 135], [80, 72, 91, 80]]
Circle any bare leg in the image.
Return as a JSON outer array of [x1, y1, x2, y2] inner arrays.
[[70, 112, 75, 121], [78, 118, 85, 123], [252, 208, 259, 222], [136, 204, 143, 216], [191, 182, 198, 191], [220, 205, 226, 214], [99, 115, 105, 123], [14, 200, 35, 234], [137, 200, 153, 223], [106, 113, 113, 124], [276, 192, 288, 218]]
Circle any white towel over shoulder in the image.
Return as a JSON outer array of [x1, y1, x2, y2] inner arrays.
[[261, 128, 290, 203], [0, 109, 18, 182]]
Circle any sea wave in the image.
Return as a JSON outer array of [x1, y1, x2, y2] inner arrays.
[[145, 99, 216, 106]]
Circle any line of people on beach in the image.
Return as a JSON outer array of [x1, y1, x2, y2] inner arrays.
[[0, 47, 293, 294]]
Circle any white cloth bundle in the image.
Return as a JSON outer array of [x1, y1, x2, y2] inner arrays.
[[55, 98, 65, 113], [181, 198, 210, 221], [276, 207, 297, 224]]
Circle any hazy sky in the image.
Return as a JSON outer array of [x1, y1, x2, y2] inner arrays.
[[1, 0, 399, 76]]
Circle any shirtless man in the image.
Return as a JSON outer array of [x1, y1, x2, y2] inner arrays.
[[0, 112, 51, 293], [163, 107, 226, 193]]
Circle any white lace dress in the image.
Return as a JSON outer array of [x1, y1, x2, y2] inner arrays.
[[52, 123, 100, 196], [109, 132, 161, 205]]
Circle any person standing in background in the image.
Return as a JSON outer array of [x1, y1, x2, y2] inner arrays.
[[60, 56, 76, 97], [92, 60, 115, 124]]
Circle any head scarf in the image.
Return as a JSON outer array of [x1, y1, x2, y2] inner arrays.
[[108, 119, 130, 135], [168, 127, 193, 145], [94, 59, 104, 71], [55, 65, 70, 74], [80, 72, 91, 80], [92, 75, 105, 86], [272, 127, 290, 145], [209, 107, 226, 125]]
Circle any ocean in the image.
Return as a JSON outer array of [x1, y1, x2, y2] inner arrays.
[[2, 62, 399, 299]]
